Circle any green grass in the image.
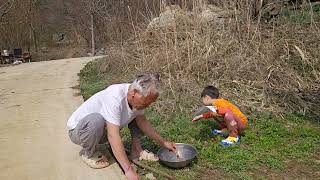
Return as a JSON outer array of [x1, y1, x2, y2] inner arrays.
[[281, 5, 320, 24], [79, 59, 320, 179], [78, 60, 106, 100]]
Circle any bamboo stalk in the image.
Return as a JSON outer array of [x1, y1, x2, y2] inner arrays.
[[132, 159, 176, 180]]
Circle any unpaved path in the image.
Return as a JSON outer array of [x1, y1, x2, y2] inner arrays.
[[0, 57, 125, 180]]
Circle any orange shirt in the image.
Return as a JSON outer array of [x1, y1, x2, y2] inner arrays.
[[213, 99, 248, 125]]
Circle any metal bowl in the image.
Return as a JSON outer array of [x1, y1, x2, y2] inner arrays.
[[157, 143, 198, 168]]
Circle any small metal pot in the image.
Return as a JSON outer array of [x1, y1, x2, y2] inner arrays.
[[157, 143, 198, 168]]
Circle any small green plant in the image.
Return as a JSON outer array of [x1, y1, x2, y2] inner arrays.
[[313, 5, 320, 15], [281, 4, 320, 24], [281, 8, 312, 24]]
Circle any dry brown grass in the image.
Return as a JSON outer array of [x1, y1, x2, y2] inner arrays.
[[100, 2, 320, 117]]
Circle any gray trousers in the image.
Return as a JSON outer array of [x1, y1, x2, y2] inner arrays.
[[68, 113, 142, 158]]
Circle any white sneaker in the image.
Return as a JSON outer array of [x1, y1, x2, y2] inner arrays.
[[220, 136, 240, 147]]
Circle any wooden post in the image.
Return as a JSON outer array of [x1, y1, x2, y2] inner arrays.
[[91, 12, 95, 56]]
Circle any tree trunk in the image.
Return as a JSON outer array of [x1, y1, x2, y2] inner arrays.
[[28, 0, 38, 52], [29, 24, 32, 51], [91, 12, 95, 56], [31, 24, 38, 52]]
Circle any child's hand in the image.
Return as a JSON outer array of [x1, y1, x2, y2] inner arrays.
[[192, 115, 203, 123]]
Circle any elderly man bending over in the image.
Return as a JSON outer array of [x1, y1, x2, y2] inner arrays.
[[67, 74, 176, 180]]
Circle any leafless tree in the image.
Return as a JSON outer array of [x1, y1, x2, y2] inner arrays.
[[0, 0, 15, 22], [65, 0, 109, 55]]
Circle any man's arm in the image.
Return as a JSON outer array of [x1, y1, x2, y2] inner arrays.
[[135, 115, 176, 153], [135, 115, 166, 146], [106, 122, 138, 179]]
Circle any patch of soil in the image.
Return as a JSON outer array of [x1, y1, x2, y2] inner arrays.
[[73, 92, 81, 97], [283, 160, 320, 178], [70, 85, 80, 89], [199, 167, 230, 179], [0, 64, 11, 68], [250, 160, 320, 179]]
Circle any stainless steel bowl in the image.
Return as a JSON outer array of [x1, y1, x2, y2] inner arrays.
[[157, 143, 198, 168]]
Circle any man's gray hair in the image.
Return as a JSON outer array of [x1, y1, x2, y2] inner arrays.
[[131, 74, 160, 96]]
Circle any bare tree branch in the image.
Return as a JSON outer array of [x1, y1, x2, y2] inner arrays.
[[0, 0, 15, 21]]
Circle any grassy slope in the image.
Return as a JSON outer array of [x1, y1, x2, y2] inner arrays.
[[79, 59, 320, 179]]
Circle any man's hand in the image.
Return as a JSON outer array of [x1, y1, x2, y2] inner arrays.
[[192, 115, 203, 123], [163, 141, 177, 153], [107, 122, 135, 180], [135, 116, 176, 154], [125, 166, 139, 180]]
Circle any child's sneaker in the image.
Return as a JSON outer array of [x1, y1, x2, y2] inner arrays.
[[211, 128, 228, 137], [220, 136, 240, 147], [212, 129, 223, 136]]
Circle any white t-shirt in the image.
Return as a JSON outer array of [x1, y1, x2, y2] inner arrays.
[[67, 83, 144, 130]]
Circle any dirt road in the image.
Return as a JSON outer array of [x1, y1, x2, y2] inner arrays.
[[0, 57, 125, 180]]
